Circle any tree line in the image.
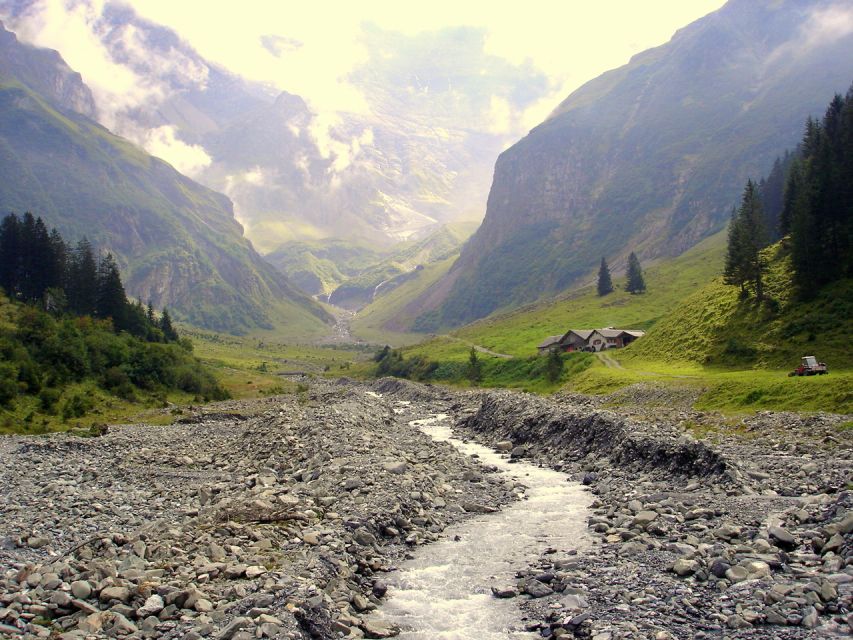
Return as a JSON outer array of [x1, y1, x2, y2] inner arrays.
[[0, 212, 177, 341], [725, 84, 853, 300], [597, 252, 645, 296]]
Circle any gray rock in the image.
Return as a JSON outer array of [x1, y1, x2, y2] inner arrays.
[[768, 525, 797, 550], [217, 617, 253, 640], [70, 580, 92, 600], [383, 461, 407, 474], [672, 558, 700, 576], [99, 586, 131, 604], [460, 501, 497, 513], [137, 594, 164, 618], [524, 579, 554, 598]]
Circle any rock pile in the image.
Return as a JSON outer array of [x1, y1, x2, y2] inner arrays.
[[445, 388, 852, 638], [0, 383, 514, 639]]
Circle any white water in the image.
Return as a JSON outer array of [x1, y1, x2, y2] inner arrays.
[[372, 410, 592, 639]]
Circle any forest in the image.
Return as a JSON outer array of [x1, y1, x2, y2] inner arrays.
[[0, 213, 227, 425]]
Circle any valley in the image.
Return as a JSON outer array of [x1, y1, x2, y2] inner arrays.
[[0, 1, 851, 639]]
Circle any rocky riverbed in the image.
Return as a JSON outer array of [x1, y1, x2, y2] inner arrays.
[[448, 385, 853, 639], [0, 382, 516, 639], [0, 377, 850, 639]]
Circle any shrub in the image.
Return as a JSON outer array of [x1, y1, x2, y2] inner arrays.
[[0, 362, 18, 406], [38, 387, 61, 413], [61, 393, 94, 420]]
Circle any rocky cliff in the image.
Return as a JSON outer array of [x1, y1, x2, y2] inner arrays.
[[413, 0, 853, 329]]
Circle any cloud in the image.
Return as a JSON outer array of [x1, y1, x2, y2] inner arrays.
[[767, 2, 853, 67], [308, 113, 374, 175], [143, 125, 212, 176], [485, 95, 512, 134]]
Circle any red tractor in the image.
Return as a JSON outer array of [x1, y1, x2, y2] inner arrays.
[[789, 356, 828, 376]]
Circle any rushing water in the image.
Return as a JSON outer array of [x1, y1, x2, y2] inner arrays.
[[371, 409, 592, 639]]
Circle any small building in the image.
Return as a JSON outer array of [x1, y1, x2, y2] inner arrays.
[[537, 327, 645, 354]]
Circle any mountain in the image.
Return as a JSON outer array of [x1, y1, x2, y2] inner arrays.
[[410, 0, 853, 330], [0, 6, 553, 258], [0, 23, 331, 335]]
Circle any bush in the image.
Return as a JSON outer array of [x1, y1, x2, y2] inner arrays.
[[61, 393, 94, 420], [38, 387, 61, 413], [0, 362, 18, 406]]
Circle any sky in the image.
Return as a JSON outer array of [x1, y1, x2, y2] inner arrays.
[[3, 0, 728, 133]]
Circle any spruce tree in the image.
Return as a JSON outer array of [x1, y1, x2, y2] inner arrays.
[[625, 252, 646, 293], [597, 257, 613, 296], [726, 180, 768, 301], [0, 214, 21, 296], [68, 239, 98, 316], [466, 347, 482, 385], [160, 308, 179, 342], [723, 207, 748, 295], [95, 253, 128, 329]]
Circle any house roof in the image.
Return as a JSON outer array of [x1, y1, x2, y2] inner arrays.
[[565, 329, 594, 340], [537, 335, 564, 349]]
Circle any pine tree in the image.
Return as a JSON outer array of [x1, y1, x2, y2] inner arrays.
[[68, 238, 98, 316], [723, 207, 748, 295], [625, 252, 646, 293], [95, 253, 128, 329], [726, 180, 768, 301], [597, 257, 613, 296], [160, 308, 179, 342], [466, 346, 482, 385], [546, 348, 563, 383], [0, 214, 21, 296]]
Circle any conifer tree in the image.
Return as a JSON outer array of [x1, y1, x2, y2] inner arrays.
[[625, 252, 646, 293], [726, 180, 768, 301], [0, 214, 21, 296], [723, 207, 748, 295], [160, 308, 179, 342], [68, 238, 98, 316], [95, 253, 128, 329], [466, 346, 482, 385], [597, 257, 613, 296]]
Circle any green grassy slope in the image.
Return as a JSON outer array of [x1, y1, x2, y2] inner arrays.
[[387, 234, 851, 413], [623, 242, 852, 370], [407, 231, 727, 362]]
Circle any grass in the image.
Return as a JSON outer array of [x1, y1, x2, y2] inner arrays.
[[186, 327, 373, 392], [0, 380, 195, 435], [406, 232, 727, 362], [386, 234, 852, 415]]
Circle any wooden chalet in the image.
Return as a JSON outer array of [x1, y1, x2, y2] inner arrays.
[[537, 327, 645, 354]]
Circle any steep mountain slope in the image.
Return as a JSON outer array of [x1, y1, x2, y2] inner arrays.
[[0, 27, 330, 335], [0, 21, 96, 118], [0, 6, 552, 257], [412, 0, 853, 330]]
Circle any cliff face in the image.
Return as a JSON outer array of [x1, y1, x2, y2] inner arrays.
[[0, 21, 97, 118], [413, 0, 853, 330]]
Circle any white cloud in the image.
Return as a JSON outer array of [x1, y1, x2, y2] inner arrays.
[[485, 95, 512, 134], [767, 2, 853, 66], [308, 113, 374, 175], [143, 125, 212, 176]]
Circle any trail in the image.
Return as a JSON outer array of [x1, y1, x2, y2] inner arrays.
[[596, 351, 624, 369], [439, 334, 514, 359]]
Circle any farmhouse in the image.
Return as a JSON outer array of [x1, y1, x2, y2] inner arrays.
[[537, 327, 645, 354]]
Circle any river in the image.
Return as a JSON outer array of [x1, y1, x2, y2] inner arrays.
[[370, 409, 592, 639]]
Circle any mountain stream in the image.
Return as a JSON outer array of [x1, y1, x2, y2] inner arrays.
[[371, 408, 592, 639]]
